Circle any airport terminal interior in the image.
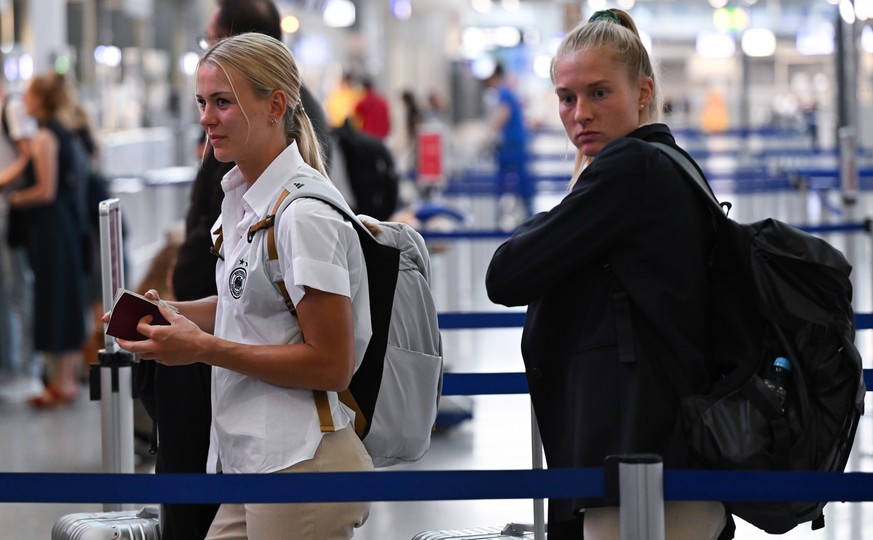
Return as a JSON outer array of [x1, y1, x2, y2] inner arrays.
[[3, 0, 873, 537]]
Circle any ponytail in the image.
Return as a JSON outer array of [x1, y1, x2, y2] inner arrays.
[[287, 99, 328, 178]]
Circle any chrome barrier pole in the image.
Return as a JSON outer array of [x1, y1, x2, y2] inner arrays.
[[96, 199, 135, 512], [838, 126, 863, 540], [619, 455, 665, 540], [531, 402, 545, 540]]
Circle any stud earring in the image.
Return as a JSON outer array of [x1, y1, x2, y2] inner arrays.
[[269, 117, 277, 127]]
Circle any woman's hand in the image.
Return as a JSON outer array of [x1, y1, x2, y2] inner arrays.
[[114, 300, 206, 366], [106, 289, 208, 366]]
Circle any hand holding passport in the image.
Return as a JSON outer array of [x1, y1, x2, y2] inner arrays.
[[105, 288, 179, 341]]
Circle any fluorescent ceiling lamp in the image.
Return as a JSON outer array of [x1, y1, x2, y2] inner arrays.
[[179, 51, 199, 76], [18, 54, 33, 81], [856, 0, 873, 21], [323, 0, 355, 28], [494, 26, 521, 48], [839, 0, 856, 24], [392, 0, 412, 20], [295, 35, 330, 66], [471, 56, 497, 79], [587, 0, 607, 11], [462, 27, 489, 56], [696, 31, 736, 58], [94, 45, 122, 67], [471, 0, 492, 14], [533, 53, 552, 79], [863, 25, 873, 53], [741, 28, 776, 57], [3, 56, 17, 80], [17, 54, 32, 80]]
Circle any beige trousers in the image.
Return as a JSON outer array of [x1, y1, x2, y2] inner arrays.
[[584, 501, 727, 540], [205, 426, 373, 540]]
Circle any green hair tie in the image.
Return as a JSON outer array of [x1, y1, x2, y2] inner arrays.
[[588, 9, 620, 24]]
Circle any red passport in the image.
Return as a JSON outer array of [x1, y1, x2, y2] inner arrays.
[[105, 289, 176, 341]]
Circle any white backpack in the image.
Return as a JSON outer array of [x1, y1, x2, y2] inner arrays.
[[249, 176, 443, 467]]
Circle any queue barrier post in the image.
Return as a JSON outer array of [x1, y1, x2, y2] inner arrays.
[[618, 455, 666, 540]]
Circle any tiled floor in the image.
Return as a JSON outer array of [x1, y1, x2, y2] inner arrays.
[[1, 188, 872, 539]]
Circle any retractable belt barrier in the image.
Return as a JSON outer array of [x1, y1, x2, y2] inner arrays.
[[5, 469, 873, 505], [420, 220, 873, 242], [2, 219, 873, 508]]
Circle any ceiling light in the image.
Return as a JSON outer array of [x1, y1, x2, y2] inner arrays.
[[741, 28, 776, 57], [856, 0, 873, 21], [839, 0, 856, 24], [281, 15, 301, 34], [323, 0, 355, 28], [696, 31, 736, 58]]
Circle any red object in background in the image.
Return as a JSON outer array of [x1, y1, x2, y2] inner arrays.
[[418, 131, 443, 184]]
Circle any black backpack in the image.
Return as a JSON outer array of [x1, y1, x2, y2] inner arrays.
[[648, 142, 865, 534], [332, 120, 399, 221]]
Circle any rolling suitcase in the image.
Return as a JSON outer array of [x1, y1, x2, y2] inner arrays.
[[51, 506, 161, 540], [413, 523, 537, 539]]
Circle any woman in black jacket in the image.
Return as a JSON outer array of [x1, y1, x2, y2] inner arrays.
[[486, 9, 729, 540]]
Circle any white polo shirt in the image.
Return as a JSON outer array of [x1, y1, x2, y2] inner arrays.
[[206, 142, 371, 474]]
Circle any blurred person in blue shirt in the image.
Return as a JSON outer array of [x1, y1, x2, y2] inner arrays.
[[484, 62, 533, 220]]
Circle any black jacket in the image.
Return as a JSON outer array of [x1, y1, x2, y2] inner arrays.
[[486, 124, 715, 521]]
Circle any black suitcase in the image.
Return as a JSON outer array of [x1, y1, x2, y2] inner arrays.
[[413, 522, 541, 539], [51, 505, 161, 540]]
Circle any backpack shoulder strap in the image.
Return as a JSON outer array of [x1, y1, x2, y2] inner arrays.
[[210, 225, 224, 260], [249, 188, 296, 313], [649, 141, 731, 223], [250, 175, 377, 435]]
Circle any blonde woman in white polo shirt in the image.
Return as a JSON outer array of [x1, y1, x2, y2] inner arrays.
[[111, 33, 373, 540]]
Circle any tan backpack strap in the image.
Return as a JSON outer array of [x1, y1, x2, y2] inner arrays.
[[314, 389, 367, 437], [248, 188, 296, 314], [314, 390, 337, 432], [339, 388, 367, 438], [210, 225, 224, 260]]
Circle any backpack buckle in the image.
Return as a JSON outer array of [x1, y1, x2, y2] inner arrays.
[[247, 214, 276, 243]]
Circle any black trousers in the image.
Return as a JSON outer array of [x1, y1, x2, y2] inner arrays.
[[137, 361, 217, 540]]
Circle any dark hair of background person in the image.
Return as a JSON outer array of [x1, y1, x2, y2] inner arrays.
[[172, 0, 331, 302], [215, 0, 281, 40], [211, 0, 331, 169]]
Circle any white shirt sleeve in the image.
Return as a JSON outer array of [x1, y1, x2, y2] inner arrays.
[[277, 198, 360, 307]]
